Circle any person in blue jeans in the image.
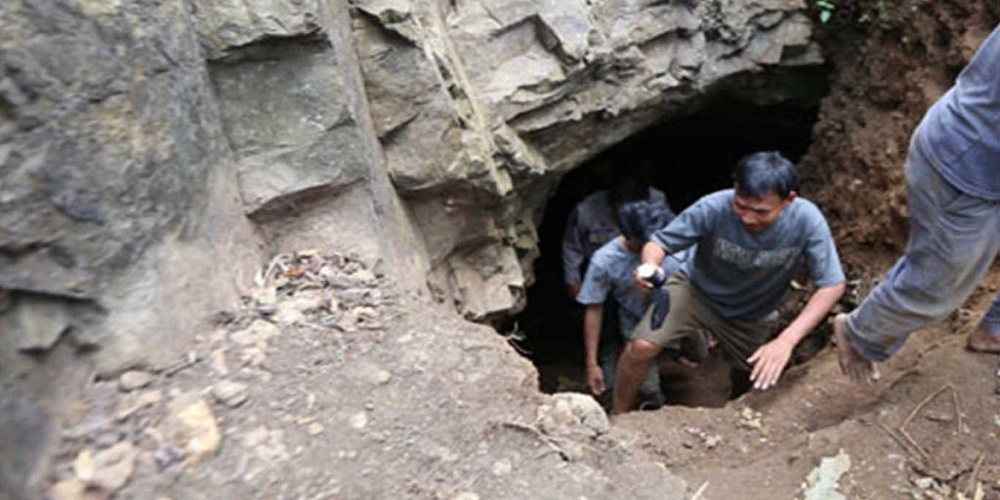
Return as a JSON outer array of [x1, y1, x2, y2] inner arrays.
[[834, 23, 1000, 382], [576, 201, 688, 408]]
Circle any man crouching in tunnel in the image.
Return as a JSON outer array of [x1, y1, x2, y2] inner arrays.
[[612, 151, 847, 415], [576, 200, 688, 410]]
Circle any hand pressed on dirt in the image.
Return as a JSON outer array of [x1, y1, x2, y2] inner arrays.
[[832, 313, 880, 383], [747, 337, 793, 390]]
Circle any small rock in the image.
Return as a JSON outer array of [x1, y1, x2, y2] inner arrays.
[[211, 381, 248, 408], [349, 412, 368, 430], [491, 459, 512, 476], [231, 319, 279, 346], [159, 394, 221, 464], [913, 476, 936, 490], [451, 493, 480, 500], [49, 478, 99, 500], [272, 301, 306, 326], [307, 423, 324, 436], [376, 371, 391, 384], [74, 442, 138, 492], [248, 286, 277, 307], [536, 393, 609, 438], [115, 390, 163, 421], [351, 269, 376, 283], [118, 371, 155, 392], [210, 349, 229, 376]]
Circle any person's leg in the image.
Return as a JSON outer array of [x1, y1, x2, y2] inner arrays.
[[968, 294, 1000, 352], [614, 275, 704, 414], [613, 338, 661, 414], [839, 139, 1000, 376], [637, 359, 665, 409]]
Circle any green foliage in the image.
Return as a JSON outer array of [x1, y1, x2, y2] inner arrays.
[[816, 0, 836, 24]]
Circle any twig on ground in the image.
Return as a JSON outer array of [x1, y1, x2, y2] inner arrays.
[[877, 421, 929, 466], [966, 451, 986, 497], [690, 481, 709, 500], [498, 421, 568, 461], [898, 427, 932, 465], [902, 384, 951, 429], [950, 385, 963, 434]]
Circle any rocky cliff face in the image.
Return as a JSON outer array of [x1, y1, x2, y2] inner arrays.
[[0, 0, 821, 495]]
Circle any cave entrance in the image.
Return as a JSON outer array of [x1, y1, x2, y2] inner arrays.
[[509, 92, 823, 408]]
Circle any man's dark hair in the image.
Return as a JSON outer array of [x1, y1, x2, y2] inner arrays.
[[618, 201, 672, 242], [732, 151, 799, 199], [609, 176, 650, 205]]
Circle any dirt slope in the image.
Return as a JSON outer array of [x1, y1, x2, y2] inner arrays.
[[45, 252, 688, 500]]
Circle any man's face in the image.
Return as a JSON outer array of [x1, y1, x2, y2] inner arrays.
[[732, 189, 795, 233]]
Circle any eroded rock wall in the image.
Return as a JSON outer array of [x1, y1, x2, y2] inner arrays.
[[351, 0, 824, 321]]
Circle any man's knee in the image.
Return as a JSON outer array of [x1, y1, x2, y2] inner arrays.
[[624, 339, 662, 362]]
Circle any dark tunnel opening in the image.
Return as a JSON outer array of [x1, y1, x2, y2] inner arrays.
[[508, 93, 824, 409]]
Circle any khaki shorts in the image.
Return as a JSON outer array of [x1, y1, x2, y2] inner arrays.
[[631, 273, 775, 371]]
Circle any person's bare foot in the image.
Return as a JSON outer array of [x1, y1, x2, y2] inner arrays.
[[832, 313, 879, 383], [966, 324, 1000, 353]]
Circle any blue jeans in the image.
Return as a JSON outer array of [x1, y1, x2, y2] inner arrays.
[[846, 126, 1000, 361]]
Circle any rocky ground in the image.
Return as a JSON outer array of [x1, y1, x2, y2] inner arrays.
[[43, 251, 689, 500], [42, 249, 1000, 500]]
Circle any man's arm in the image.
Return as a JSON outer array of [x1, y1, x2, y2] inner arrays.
[[635, 242, 668, 290], [562, 211, 586, 297], [747, 281, 846, 389], [583, 303, 605, 395]]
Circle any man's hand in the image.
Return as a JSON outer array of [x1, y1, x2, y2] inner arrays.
[[585, 363, 606, 395], [567, 283, 582, 298], [747, 337, 794, 390]]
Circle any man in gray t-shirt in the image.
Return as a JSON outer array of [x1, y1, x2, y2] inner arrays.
[[612, 152, 846, 415]]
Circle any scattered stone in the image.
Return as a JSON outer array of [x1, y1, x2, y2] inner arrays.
[[241, 426, 290, 463], [74, 442, 138, 492], [802, 449, 851, 500], [248, 286, 277, 308], [114, 390, 163, 422], [351, 269, 376, 283], [272, 301, 306, 326], [349, 412, 368, 430], [118, 371, 155, 392], [307, 423, 324, 436], [210, 349, 230, 376], [491, 459, 512, 476], [738, 407, 764, 431], [451, 493, 480, 500], [49, 478, 101, 500], [376, 370, 392, 385], [159, 394, 221, 464], [231, 319, 279, 346], [211, 381, 249, 408], [913, 476, 936, 490], [536, 393, 609, 438]]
